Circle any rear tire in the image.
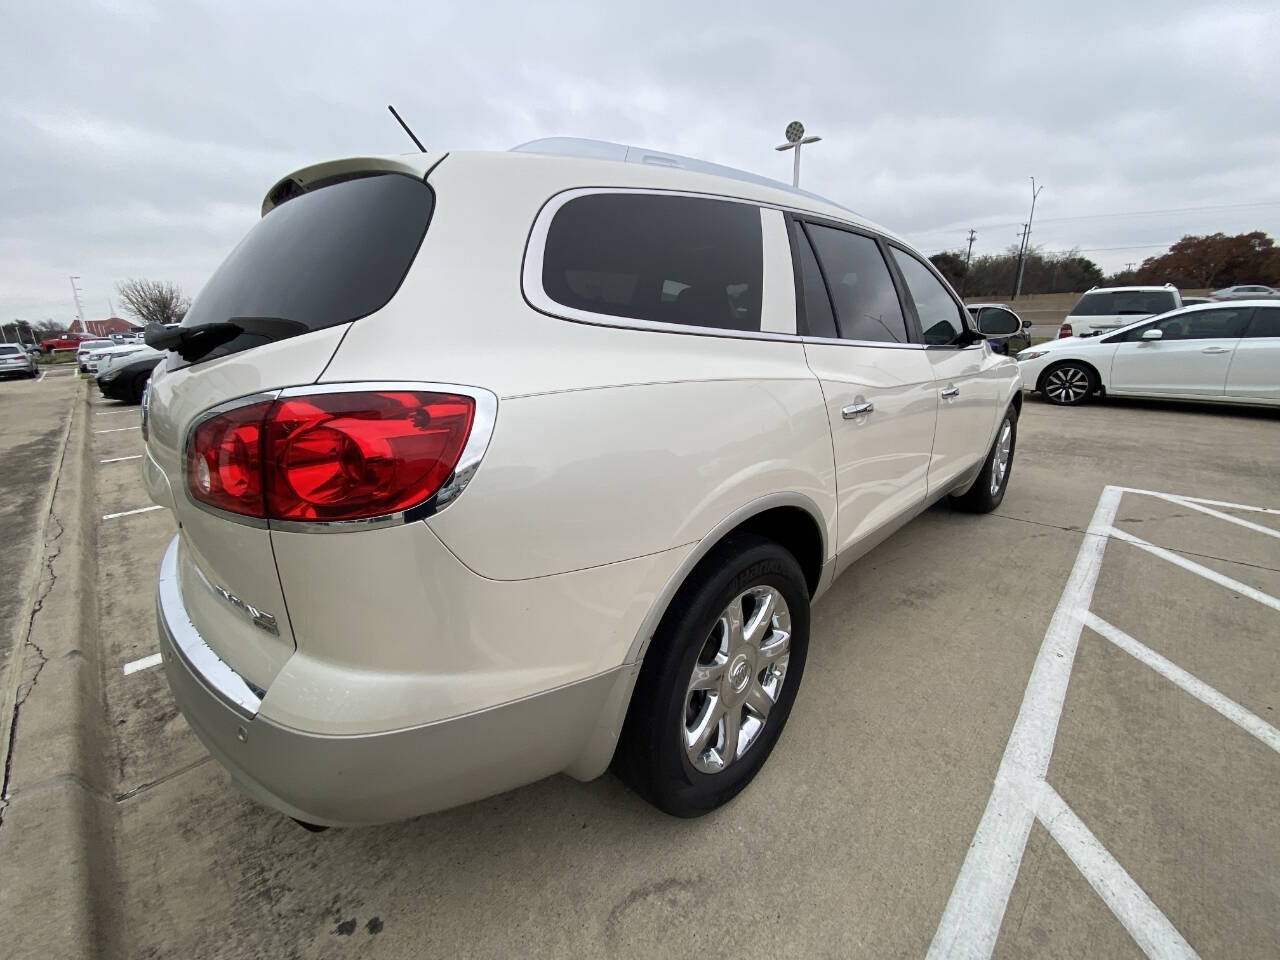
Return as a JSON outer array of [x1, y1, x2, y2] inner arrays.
[[950, 408, 1017, 513], [1039, 361, 1097, 405], [613, 534, 810, 818]]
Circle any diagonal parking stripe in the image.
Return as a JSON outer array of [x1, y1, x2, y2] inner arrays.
[[1085, 613, 1280, 754], [1104, 526, 1280, 613]]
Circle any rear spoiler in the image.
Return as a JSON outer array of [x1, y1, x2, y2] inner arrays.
[[261, 154, 446, 216]]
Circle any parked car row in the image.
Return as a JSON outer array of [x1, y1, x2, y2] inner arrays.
[[95, 345, 164, 403], [1018, 300, 1279, 406]]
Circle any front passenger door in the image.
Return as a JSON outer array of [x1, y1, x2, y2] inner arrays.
[[887, 247, 1000, 494]]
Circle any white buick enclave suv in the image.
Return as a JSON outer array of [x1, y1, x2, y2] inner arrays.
[[142, 139, 1023, 826]]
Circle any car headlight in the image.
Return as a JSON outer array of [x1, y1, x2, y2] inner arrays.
[[1016, 350, 1050, 361]]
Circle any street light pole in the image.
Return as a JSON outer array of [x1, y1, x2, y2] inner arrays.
[[775, 121, 822, 188], [1013, 177, 1044, 299]]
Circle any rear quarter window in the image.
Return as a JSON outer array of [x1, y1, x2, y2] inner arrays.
[[538, 192, 764, 332]]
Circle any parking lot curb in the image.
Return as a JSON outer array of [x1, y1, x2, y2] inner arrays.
[[0, 381, 122, 960]]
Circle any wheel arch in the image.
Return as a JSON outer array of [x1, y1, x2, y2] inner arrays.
[[1036, 356, 1103, 395], [626, 493, 827, 667], [563, 493, 826, 783]]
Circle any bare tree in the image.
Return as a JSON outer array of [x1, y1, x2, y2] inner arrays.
[[116, 279, 190, 327]]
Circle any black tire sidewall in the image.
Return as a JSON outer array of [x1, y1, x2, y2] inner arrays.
[[638, 537, 810, 817]]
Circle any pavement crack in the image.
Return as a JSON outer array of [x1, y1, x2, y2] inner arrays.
[[0, 510, 63, 829], [113, 755, 215, 803]]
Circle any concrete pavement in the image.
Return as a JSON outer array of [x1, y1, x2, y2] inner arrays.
[[0, 375, 1276, 958]]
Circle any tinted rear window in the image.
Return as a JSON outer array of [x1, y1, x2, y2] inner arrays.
[[0, 345, 21, 355], [541, 193, 763, 332], [1070, 290, 1177, 317], [174, 173, 433, 366]]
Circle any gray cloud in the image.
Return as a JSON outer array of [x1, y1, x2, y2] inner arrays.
[[3, 0, 1278, 322]]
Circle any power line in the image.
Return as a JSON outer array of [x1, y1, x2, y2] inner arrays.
[[912, 199, 1280, 240]]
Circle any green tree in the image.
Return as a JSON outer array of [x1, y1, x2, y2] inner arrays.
[[929, 251, 968, 289], [1134, 232, 1280, 289]]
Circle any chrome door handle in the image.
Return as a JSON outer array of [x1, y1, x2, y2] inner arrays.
[[1201, 346, 1230, 354], [842, 401, 875, 419], [940, 385, 960, 399]]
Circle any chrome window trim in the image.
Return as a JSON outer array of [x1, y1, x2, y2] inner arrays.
[[522, 186, 798, 341], [159, 536, 263, 718], [181, 381, 498, 534]]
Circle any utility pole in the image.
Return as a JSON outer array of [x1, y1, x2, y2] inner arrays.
[[1125, 262, 1135, 273], [69, 275, 86, 333], [1010, 225, 1028, 300], [1013, 177, 1044, 299], [774, 121, 822, 188], [960, 229, 976, 297]]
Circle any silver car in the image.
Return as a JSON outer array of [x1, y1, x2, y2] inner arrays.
[[0, 343, 38, 379], [1211, 284, 1279, 300]]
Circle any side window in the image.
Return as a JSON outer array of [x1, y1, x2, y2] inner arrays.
[[976, 307, 1018, 334], [790, 223, 838, 338], [888, 248, 966, 345], [1245, 307, 1280, 338], [804, 224, 908, 343], [1139, 308, 1250, 341], [540, 193, 763, 332]]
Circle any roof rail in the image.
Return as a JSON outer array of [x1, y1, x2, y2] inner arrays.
[[509, 137, 855, 214]]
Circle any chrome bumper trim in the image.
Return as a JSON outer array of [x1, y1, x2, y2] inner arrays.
[[158, 535, 264, 718]]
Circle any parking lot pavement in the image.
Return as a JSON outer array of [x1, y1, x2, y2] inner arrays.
[[2, 383, 1277, 958], [0, 372, 78, 766]]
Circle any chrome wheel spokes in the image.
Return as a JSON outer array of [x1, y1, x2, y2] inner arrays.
[[683, 586, 791, 774]]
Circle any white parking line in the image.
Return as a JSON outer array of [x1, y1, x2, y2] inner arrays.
[[122, 653, 163, 676], [102, 505, 163, 521], [1120, 487, 1280, 516], [94, 426, 139, 434], [96, 410, 132, 416], [1143, 492, 1280, 541], [100, 454, 143, 464], [1086, 614, 1280, 754], [1033, 782, 1198, 959], [927, 485, 1123, 960], [1105, 526, 1280, 613]]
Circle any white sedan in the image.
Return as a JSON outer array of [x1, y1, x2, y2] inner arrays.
[[1017, 300, 1280, 406]]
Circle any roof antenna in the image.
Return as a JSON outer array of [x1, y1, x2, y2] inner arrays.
[[387, 104, 426, 152]]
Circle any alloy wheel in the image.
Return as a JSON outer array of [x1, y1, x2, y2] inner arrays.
[[683, 586, 791, 774], [1044, 365, 1090, 404]]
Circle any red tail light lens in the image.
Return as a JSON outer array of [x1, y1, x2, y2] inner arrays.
[[1058, 323, 1072, 338], [186, 400, 271, 517], [186, 391, 476, 523]]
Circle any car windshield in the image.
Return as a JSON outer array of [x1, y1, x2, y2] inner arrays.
[[81, 340, 112, 349], [1070, 290, 1178, 316]]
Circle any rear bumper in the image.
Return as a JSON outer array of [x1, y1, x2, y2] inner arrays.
[[156, 536, 634, 826]]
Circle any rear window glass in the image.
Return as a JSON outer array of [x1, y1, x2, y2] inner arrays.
[[541, 193, 763, 332], [0, 345, 21, 355], [1070, 290, 1177, 317], [174, 173, 433, 366]]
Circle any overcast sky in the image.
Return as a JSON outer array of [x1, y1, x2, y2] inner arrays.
[[3, 0, 1279, 324]]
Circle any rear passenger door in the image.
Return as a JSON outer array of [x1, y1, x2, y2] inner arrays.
[[1226, 306, 1280, 400], [790, 219, 938, 559], [886, 246, 1000, 494]]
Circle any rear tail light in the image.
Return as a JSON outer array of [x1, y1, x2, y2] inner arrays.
[[186, 390, 479, 523], [1058, 323, 1072, 338]]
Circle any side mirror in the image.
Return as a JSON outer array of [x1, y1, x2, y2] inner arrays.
[[1021, 319, 1032, 331], [1141, 328, 1163, 341], [976, 308, 1021, 338]]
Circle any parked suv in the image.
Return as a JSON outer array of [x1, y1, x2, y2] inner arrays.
[[142, 140, 1022, 827], [0, 343, 38, 379], [1059, 285, 1182, 338]]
